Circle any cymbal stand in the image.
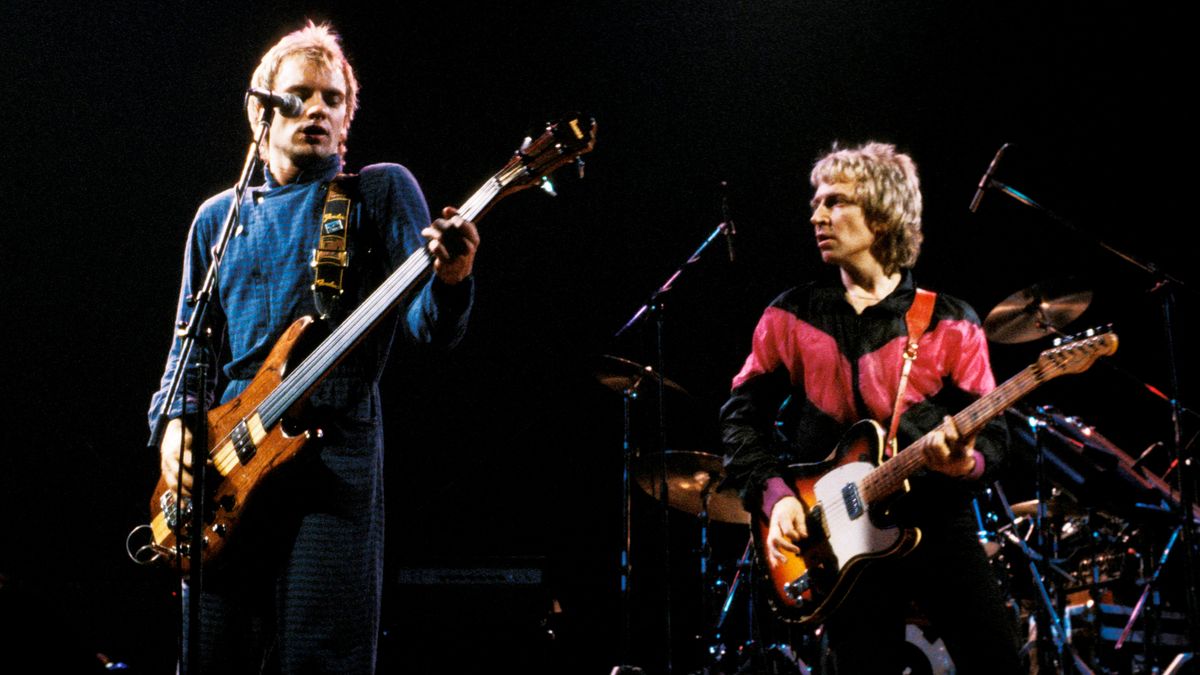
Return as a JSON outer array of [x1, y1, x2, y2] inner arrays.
[[612, 195, 737, 675], [695, 487, 727, 673], [993, 423, 1087, 675], [978, 155, 1200, 647], [1115, 525, 1183, 663], [616, 379, 639, 674]]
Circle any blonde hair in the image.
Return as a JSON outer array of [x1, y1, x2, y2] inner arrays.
[[811, 142, 923, 273], [246, 21, 359, 156]]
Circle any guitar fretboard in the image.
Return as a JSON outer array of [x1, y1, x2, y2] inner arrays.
[[858, 333, 1115, 502]]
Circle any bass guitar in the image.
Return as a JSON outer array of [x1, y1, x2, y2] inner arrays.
[[758, 328, 1118, 625], [137, 116, 596, 571]]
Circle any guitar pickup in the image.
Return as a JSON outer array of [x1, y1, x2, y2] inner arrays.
[[842, 483, 863, 519], [232, 419, 257, 463]]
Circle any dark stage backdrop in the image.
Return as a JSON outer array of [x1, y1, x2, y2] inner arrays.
[[2, 2, 1194, 673]]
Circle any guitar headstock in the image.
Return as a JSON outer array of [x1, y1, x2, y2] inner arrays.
[[1036, 326, 1119, 378], [494, 114, 597, 199]]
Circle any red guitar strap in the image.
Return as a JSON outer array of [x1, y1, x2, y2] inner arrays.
[[885, 288, 937, 456]]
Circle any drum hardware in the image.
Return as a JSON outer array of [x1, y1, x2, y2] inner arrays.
[[903, 623, 955, 675], [593, 354, 680, 675], [975, 161, 1199, 649], [991, 433, 1092, 674], [605, 195, 742, 674], [989, 406, 1200, 672], [1115, 525, 1184, 654]]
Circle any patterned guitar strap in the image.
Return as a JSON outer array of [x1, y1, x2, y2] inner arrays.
[[885, 288, 938, 458], [311, 174, 357, 320]]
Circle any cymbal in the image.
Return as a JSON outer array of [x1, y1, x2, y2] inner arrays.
[[595, 354, 689, 396], [1010, 497, 1087, 519], [984, 278, 1092, 344], [634, 450, 750, 525]]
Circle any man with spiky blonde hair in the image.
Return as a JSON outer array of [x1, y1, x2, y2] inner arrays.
[[721, 142, 1020, 672], [246, 21, 360, 160], [150, 21, 478, 673]]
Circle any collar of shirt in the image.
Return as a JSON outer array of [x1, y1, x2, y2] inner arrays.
[[260, 153, 344, 190], [819, 269, 917, 317]]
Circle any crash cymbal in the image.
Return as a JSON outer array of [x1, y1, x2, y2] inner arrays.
[[984, 278, 1092, 344], [634, 450, 750, 525], [595, 354, 689, 396]]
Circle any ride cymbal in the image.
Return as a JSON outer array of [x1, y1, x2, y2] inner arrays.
[[595, 354, 690, 396], [634, 450, 750, 525], [984, 278, 1092, 344]]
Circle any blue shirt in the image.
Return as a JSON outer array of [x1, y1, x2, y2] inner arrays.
[[148, 154, 472, 429]]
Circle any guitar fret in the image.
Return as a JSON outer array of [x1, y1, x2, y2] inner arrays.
[[767, 332, 1116, 626], [860, 339, 1115, 506]]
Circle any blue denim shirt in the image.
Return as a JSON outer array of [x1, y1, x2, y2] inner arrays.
[[148, 154, 472, 431]]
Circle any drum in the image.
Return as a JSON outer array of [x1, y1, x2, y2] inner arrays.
[[902, 623, 955, 675]]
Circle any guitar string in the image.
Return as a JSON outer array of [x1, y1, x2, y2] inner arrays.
[[160, 126, 592, 546], [786, 341, 1106, 552], [258, 178, 502, 425], [821, 365, 1045, 531]]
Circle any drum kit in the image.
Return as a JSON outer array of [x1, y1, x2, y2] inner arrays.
[[595, 277, 1198, 675]]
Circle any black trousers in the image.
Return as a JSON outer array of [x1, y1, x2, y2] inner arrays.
[[822, 511, 1023, 674]]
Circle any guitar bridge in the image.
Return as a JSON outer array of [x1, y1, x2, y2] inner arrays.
[[159, 491, 193, 531]]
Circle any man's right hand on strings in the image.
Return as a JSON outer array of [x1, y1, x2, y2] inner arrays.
[[767, 495, 808, 564], [160, 417, 195, 496]]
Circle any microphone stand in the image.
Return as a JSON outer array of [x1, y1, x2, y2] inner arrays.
[[147, 99, 277, 674], [611, 204, 736, 675], [980, 171, 1200, 654]]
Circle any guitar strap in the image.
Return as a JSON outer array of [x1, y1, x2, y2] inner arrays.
[[311, 174, 357, 320], [885, 288, 937, 456]]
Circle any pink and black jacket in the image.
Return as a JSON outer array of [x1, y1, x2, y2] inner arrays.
[[719, 272, 1008, 523]]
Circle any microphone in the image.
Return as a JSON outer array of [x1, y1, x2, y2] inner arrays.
[[720, 181, 737, 263], [969, 143, 1010, 213], [246, 87, 303, 118]]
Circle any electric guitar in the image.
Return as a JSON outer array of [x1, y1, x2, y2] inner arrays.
[[138, 116, 596, 571], [758, 329, 1118, 625]]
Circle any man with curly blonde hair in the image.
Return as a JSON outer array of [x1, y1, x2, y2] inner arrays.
[[721, 142, 1020, 672], [150, 21, 479, 674]]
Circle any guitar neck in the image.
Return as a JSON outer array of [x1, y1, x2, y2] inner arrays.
[[247, 114, 596, 428], [255, 175, 502, 427], [860, 363, 1046, 503]]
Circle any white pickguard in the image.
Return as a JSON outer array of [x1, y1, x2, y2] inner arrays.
[[813, 461, 901, 567]]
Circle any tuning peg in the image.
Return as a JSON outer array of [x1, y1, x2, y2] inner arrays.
[[576, 156, 586, 179], [539, 176, 557, 197]]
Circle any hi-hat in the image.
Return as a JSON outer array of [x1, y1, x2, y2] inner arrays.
[[595, 354, 689, 396], [634, 450, 750, 525], [984, 278, 1092, 344]]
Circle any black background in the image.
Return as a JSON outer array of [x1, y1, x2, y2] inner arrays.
[[2, 2, 1195, 673]]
